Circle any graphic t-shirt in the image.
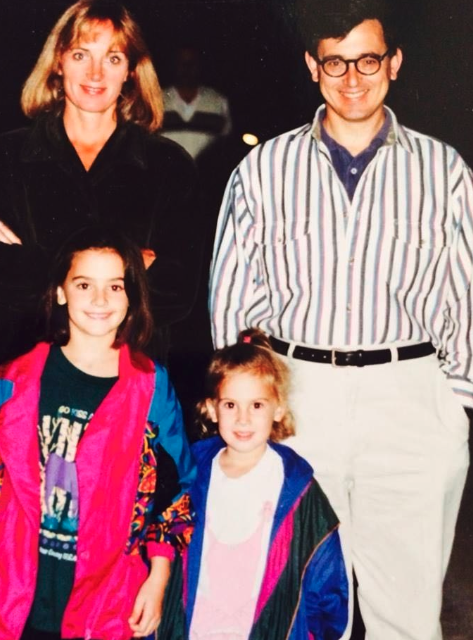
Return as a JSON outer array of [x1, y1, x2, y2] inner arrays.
[[28, 346, 117, 633]]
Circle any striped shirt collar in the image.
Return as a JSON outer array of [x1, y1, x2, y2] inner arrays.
[[311, 104, 415, 153]]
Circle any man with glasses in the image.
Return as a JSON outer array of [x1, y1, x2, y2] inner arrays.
[[209, 1, 473, 638]]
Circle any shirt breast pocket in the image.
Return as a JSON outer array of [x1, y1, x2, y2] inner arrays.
[[254, 228, 312, 302], [382, 228, 450, 299]]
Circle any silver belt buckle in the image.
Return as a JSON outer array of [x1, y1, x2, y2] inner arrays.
[[331, 348, 340, 367]]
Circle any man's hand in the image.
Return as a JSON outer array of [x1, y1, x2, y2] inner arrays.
[[128, 556, 171, 638], [0, 221, 22, 245], [464, 406, 473, 429]]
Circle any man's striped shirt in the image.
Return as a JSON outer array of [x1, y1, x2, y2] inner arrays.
[[209, 107, 473, 407]]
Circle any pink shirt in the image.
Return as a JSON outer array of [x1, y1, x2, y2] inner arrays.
[[190, 447, 283, 640]]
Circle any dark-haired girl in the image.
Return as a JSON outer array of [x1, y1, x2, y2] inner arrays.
[[0, 227, 194, 640]]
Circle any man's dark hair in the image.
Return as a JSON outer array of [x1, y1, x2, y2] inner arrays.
[[43, 226, 154, 351], [296, 0, 402, 56]]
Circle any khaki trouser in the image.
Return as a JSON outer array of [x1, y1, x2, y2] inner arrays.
[[284, 351, 469, 640]]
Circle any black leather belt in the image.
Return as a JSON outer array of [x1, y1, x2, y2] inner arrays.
[[269, 337, 436, 367]]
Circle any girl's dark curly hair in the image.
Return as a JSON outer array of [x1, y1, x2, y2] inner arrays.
[[196, 328, 295, 441]]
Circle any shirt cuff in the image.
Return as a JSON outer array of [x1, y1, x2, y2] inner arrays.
[[146, 541, 176, 561]]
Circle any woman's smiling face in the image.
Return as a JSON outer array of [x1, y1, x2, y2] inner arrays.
[[60, 20, 129, 118]]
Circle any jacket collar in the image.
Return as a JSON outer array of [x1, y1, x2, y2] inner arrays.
[[190, 436, 314, 530], [0, 342, 150, 400], [20, 114, 149, 171]]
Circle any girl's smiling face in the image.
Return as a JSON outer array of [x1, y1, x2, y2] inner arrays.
[[57, 248, 129, 344], [206, 370, 285, 464]]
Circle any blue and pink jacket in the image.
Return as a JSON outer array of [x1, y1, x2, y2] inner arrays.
[[159, 436, 348, 640], [0, 342, 195, 640]]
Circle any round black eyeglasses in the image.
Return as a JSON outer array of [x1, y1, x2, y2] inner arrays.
[[316, 51, 390, 77]]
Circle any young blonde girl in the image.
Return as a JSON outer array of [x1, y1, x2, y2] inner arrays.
[[159, 328, 348, 640], [0, 227, 194, 640]]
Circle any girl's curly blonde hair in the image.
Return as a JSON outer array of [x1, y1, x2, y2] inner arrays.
[[196, 328, 295, 441]]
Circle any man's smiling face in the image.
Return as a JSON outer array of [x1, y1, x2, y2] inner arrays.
[[305, 19, 402, 128]]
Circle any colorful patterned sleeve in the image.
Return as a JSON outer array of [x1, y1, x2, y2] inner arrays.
[[145, 489, 194, 558], [141, 364, 195, 557]]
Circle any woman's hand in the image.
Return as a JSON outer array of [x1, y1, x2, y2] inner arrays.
[[0, 220, 22, 245], [128, 556, 171, 638], [141, 248, 156, 270]]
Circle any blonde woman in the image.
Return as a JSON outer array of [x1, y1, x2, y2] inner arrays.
[[0, 0, 200, 363]]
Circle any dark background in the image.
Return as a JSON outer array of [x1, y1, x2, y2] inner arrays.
[[1, 0, 472, 165]]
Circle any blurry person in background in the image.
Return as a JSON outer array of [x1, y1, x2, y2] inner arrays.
[[162, 44, 233, 427], [161, 45, 232, 160], [0, 0, 202, 364]]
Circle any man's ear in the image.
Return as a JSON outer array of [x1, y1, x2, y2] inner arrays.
[[389, 47, 403, 80], [57, 286, 67, 305], [305, 51, 320, 82], [205, 399, 218, 423]]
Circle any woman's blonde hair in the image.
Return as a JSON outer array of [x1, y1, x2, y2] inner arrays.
[[21, 0, 163, 131], [196, 328, 296, 442]]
